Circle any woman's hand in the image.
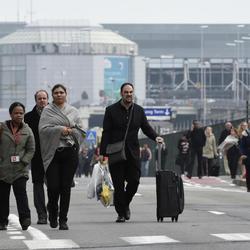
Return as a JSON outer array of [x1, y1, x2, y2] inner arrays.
[[62, 127, 72, 136]]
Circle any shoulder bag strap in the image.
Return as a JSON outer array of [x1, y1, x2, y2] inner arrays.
[[123, 104, 134, 141]]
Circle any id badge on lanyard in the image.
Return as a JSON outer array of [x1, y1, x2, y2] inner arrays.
[[10, 123, 21, 163]]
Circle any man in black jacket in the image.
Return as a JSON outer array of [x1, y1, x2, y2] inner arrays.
[[186, 120, 206, 179], [24, 90, 48, 224], [100, 83, 164, 223]]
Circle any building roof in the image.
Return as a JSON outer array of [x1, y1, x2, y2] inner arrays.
[[0, 20, 138, 55]]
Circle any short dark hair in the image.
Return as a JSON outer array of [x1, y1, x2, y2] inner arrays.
[[51, 84, 67, 94], [120, 82, 134, 92], [9, 102, 25, 114], [34, 90, 49, 101]]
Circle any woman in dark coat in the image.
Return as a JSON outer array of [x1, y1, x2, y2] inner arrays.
[[0, 102, 35, 231]]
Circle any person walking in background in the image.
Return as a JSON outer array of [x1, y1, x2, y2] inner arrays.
[[140, 143, 152, 177], [76, 146, 88, 178], [100, 83, 164, 223], [218, 121, 232, 175], [202, 126, 217, 176], [24, 90, 49, 225], [240, 125, 250, 192], [39, 84, 84, 230], [0, 102, 35, 231], [186, 120, 206, 179], [218, 127, 240, 179], [176, 134, 190, 175], [237, 121, 248, 179]]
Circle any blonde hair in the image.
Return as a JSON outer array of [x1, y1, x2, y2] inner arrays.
[[205, 126, 213, 136], [237, 121, 248, 138]]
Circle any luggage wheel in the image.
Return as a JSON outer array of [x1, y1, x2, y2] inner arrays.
[[157, 217, 163, 222], [171, 216, 178, 222]]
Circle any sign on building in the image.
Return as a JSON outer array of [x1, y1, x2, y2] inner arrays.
[[144, 107, 172, 121]]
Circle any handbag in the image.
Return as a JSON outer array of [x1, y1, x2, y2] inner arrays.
[[106, 141, 126, 165], [106, 105, 134, 165]]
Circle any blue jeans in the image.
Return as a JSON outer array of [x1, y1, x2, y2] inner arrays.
[[141, 160, 150, 177]]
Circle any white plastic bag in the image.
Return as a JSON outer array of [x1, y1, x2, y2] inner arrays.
[[87, 162, 114, 207]]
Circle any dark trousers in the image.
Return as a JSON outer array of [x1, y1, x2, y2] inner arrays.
[[202, 157, 214, 176], [245, 164, 250, 191], [33, 182, 47, 220], [109, 151, 140, 217], [227, 146, 240, 179], [0, 177, 30, 225], [179, 154, 189, 174], [46, 147, 78, 223], [187, 147, 203, 177]]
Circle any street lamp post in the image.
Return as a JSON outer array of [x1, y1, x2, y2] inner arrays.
[[200, 25, 208, 125]]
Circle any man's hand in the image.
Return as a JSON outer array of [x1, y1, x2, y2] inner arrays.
[[155, 136, 164, 144]]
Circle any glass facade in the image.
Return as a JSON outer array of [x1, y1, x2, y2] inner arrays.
[[0, 55, 26, 107], [146, 58, 250, 102]]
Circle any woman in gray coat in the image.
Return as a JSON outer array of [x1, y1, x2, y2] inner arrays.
[[0, 102, 35, 231]]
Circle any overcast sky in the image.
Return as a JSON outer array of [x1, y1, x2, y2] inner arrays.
[[1, 0, 250, 24]]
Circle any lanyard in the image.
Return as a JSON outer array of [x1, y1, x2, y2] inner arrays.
[[10, 122, 21, 145]]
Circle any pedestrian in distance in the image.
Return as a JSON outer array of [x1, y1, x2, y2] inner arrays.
[[237, 121, 248, 179], [202, 126, 218, 176], [39, 84, 84, 230], [218, 121, 232, 175], [100, 82, 164, 223], [176, 134, 190, 175], [24, 90, 49, 225], [0, 102, 35, 231], [186, 120, 206, 179], [240, 124, 250, 192], [140, 143, 152, 177], [218, 127, 240, 179]]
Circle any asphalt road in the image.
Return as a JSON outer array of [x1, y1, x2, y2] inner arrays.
[[1, 175, 250, 250]]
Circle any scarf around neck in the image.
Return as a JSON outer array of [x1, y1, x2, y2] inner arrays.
[[39, 103, 83, 172]]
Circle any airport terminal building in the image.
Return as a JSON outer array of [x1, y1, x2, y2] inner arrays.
[[1, 22, 250, 125], [0, 21, 142, 111]]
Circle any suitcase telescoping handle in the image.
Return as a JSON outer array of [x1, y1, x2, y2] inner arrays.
[[156, 143, 162, 171]]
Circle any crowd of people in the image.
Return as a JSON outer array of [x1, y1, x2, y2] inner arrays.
[[1, 81, 250, 231], [174, 120, 250, 192]]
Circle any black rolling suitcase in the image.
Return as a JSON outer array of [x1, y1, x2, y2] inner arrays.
[[155, 144, 184, 222]]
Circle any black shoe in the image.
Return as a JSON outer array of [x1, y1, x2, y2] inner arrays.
[[125, 207, 131, 220], [37, 218, 47, 225], [21, 218, 31, 231], [49, 219, 58, 228], [59, 222, 69, 230], [0, 223, 7, 230], [198, 176, 202, 179], [116, 215, 125, 223], [186, 174, 192, 179]]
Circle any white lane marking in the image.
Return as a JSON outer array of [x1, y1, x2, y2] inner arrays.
[[183, 183, 245, 193], [121, 235, 179, 245], [212, 233, 250, 241], [7, 231, 23, 235], [24, 239, 80, 250], [208, 211, 225, 215], [7, 227, 19, 231], [9, 214, 80, 249], [10, 236, 26, 240]]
